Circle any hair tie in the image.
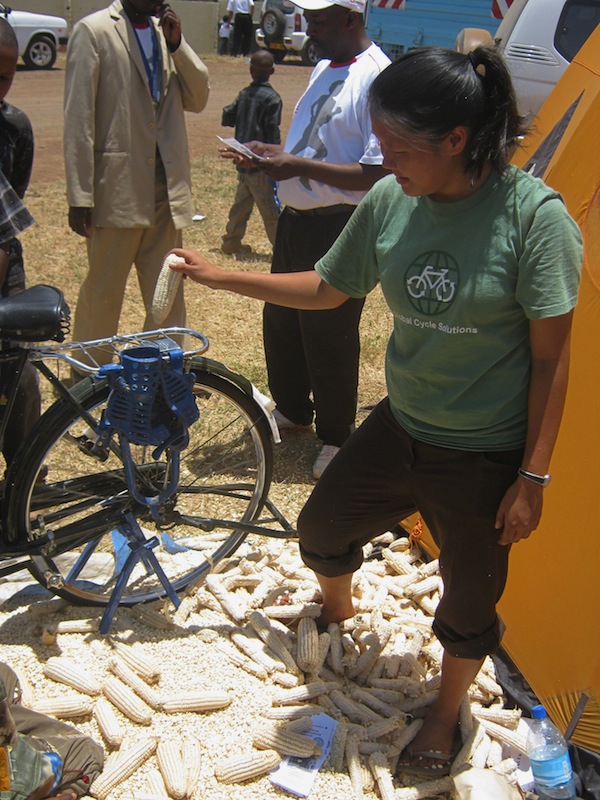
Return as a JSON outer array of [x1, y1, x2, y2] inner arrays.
[[467, 52, 486, 78]]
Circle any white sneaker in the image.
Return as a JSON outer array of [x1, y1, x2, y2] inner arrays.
[[273, 408, 312, 431], [312, 444, 340, 479]]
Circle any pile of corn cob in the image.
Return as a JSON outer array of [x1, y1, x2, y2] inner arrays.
[[0, 532, 526, 800]]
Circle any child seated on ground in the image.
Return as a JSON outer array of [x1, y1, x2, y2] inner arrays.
[[0, 18, 42, 473]]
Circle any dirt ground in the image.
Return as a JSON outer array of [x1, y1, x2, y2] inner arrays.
[[9, 52, 313, 186]]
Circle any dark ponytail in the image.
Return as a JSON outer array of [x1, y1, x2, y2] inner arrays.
[[369, 46, 528, 180]]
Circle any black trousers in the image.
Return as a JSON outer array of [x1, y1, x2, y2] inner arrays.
[[297, 398, 524, 660], [231, 13, 253, 56], [263, 206, 364, 447]]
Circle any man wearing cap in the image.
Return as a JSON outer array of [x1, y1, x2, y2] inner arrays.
[[245, 0, 390, 479]]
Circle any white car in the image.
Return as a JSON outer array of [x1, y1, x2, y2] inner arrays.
[[0, 3, 68, 70], [255, 0, 320, 66]]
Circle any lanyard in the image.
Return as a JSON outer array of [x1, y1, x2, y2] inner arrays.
[[134, 23, 161, 107]]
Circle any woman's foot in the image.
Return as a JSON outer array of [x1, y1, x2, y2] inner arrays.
[[397, 708, 461, 776]]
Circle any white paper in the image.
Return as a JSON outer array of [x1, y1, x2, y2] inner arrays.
[[269, 713, 338, 797], [216, 135, 265, 162]]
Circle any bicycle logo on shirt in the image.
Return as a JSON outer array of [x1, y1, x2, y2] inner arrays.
[[405, 252, 459, 315]]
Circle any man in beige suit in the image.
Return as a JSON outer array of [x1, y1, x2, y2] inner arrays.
[[64, 0, 209, 354]]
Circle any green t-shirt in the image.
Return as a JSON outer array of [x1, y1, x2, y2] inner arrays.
[[316, 166, 582, 450]]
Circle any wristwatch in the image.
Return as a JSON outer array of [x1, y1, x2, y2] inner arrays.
[[517, 468, 552, 488]]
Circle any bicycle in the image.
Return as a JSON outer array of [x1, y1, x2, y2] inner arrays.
[[0, 284, 291, 631]]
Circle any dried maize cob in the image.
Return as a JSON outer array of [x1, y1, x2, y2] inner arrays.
[[381, 549, 415, 576], [358, 741, 387, 754], [43, 656, 101, 696], [394, 777, 454, 799], [328, 721, 348, 772], [103, 675, 153, 725], [450, 720, 484, 776], [330, 689, 382, 726], [113, 643, 161, 684], [11, 665, 34, 708], [286, 716, 313, 734], [479, 718, 528, 752], [368, 751, 395, 800], [350, 686, 403, 720], [471, 731, 492, 769], [94, 696, 124, 749], [398, 692, 437, 714], [364, 717, 402, 741], [486, 737, 504, 768], [312, 631, 331, 677], [109, 658, 161, 710], [369, 677, 421, 697], [32, 695, 94, 719], [265, 704, 322, 720], [205, 574, 247, 623], [272, 671, 302, 688], [271, 680, 329, 706], [296, 617, 320, 674], [230, 629, 280, 674], [90, 737, 158, 799], [345, 734, 365, 800], [145, 768, 169, 799], [216, 642, 268, 680], [253, 723, 320, 758], [151, 253, 185, 324], [348, 637, 382, 682], [157, 740, 186, 800], [136, 604, 176, 631], [491, 756, 518, 775], [391, 717, 423, 755], [214, 749, 280, 784], [170, 595, 196, 627], [184, 736, 202, 797], [472, 704, 521, 729], [263, 603, 322, 620], [161, 689, 231, 713], [327, 623, 344, 675], [248, 610, 301, 675]]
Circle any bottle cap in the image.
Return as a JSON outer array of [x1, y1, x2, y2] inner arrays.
[[531, 704, 547, 720]]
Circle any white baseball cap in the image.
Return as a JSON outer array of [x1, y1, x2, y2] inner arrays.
[[293, 0, 366, 12]]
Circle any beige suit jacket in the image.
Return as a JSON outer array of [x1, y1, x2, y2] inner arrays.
[[64, 0, 209, 229]]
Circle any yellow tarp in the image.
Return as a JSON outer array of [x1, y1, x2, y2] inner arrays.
[[414, 26, 600, 753]]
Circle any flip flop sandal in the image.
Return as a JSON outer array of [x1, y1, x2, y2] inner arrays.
[[396, 747, 455, 778]]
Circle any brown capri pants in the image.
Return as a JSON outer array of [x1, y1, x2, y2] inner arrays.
[[297, 398, 523, 660]]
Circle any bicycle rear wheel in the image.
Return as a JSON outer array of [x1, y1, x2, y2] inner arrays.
[[3, 370, 273, 606]]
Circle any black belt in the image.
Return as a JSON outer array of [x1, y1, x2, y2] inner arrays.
[[286, 204, 357, 217]]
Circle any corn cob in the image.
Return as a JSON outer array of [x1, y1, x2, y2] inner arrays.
[[296, 617, 320, 674], [381, 549, 415, 576], [479, 718, 528, 752], [230, 628, 280, 674], [265, 704, 323, 720], [161, 690, 231, 713], [94, 696, 124, 749], [449, 720, 484, 776], [28, 597, 68, 616], [330, 689, 382, 726], [394, 777, 454, 799], [472, 704, 521, 729], [390, 717, 423, 755], [263, 603, 322, 620], [109, 658, 161, 710], [11, 665, 35, 708], [253, 723, 320, 758], [358, 741, 388, 754], [184, 736, 202, 797], [271, 680, 329, 706], [214, 749, 280, 784], [327, 623, 344, 675], [327, 721, 348, 772], [56, 618, 100, 634], [368, 751, 395, 800], [486, 737, 504, 768], [348, 636, 382, 682], [285, 715, 313, 734], [345, 733, 365, 800], [248, 610, 301, 675], [103, 675, 153, 725], [205, 574, 247, 623], [113, 643, 161, 684], [312, 631, 331, 677], [471, 731, 492, 769], [216, 642, 269, 680], [341, 633, 359, 669], [32, 695, 94, 719], [151, 253, 185, 324], [369, 676, 421, 697], [145, 768, 169, 799], [43, 656, 102, 696], [169, 595, 196, 627], [404, 575, 442, 600], [363, 717, 401, 741], [156, 740, 186, 800], [90, 737, 158, 799], [350, 686, 403, 720], [398, 692, 437, 714], [491, 757, 518, 776], [272, 671, 302, 688]]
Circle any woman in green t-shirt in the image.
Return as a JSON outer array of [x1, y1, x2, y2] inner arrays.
[[166, 45, 582, 780]]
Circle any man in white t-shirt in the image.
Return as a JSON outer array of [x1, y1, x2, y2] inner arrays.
[[246, 0, 390, 478]]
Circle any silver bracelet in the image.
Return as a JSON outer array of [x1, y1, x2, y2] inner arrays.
[[517, 468, 551, 488]]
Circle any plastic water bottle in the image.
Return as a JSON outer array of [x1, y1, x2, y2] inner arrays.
[[527, 704, 576, 799]]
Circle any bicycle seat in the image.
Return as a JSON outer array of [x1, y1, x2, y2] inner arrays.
[[0, 284, 70, 343]]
